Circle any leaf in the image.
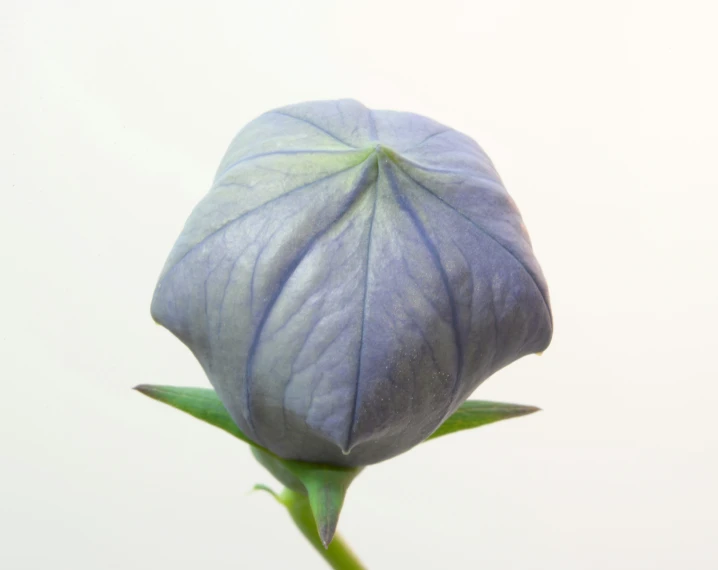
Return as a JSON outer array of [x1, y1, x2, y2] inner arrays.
[[426, 400, 540, 441], [133, 384, 254, 446], [251, 484, 281, 501]]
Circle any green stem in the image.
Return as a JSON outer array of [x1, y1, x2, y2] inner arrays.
[[280, 488, 366, 570]]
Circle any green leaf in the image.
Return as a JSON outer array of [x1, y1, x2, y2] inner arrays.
[[251, 484, 281, 501], [426, 400, 540, 441], [135, 384, 360, 547]]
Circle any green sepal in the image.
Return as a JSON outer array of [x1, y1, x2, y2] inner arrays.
[[251, 447, 361, 548], [426, 400, 540, 441], [276, 488, 367, 569], [135, 385, 538, 545], [134, 384, 254, 446], [135, 384, 539, 448], [134, 384, 360, 547]]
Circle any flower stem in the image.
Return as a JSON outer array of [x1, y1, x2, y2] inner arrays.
[[279, 487, 366, 570]]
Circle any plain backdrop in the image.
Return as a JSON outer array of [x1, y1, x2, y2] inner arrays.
[[2, 1, 717, 568]]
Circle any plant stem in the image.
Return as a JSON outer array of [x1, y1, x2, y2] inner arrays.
[[280, 488, 366, 570]]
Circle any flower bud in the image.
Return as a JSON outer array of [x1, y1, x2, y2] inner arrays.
[[151, 100, 552, 466]]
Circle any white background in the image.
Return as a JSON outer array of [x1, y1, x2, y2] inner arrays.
[[2, 1, 717, 568]]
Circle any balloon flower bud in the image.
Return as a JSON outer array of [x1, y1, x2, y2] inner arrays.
[[151, 100, 552, 467]]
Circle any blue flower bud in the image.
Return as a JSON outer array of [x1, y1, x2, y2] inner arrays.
[[151, 99, 552, 466]]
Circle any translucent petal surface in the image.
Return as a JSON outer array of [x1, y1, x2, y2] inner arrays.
[[151, 99, 552, 466]]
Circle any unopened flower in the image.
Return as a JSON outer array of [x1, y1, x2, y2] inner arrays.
[[151, 99, 552, 467]]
